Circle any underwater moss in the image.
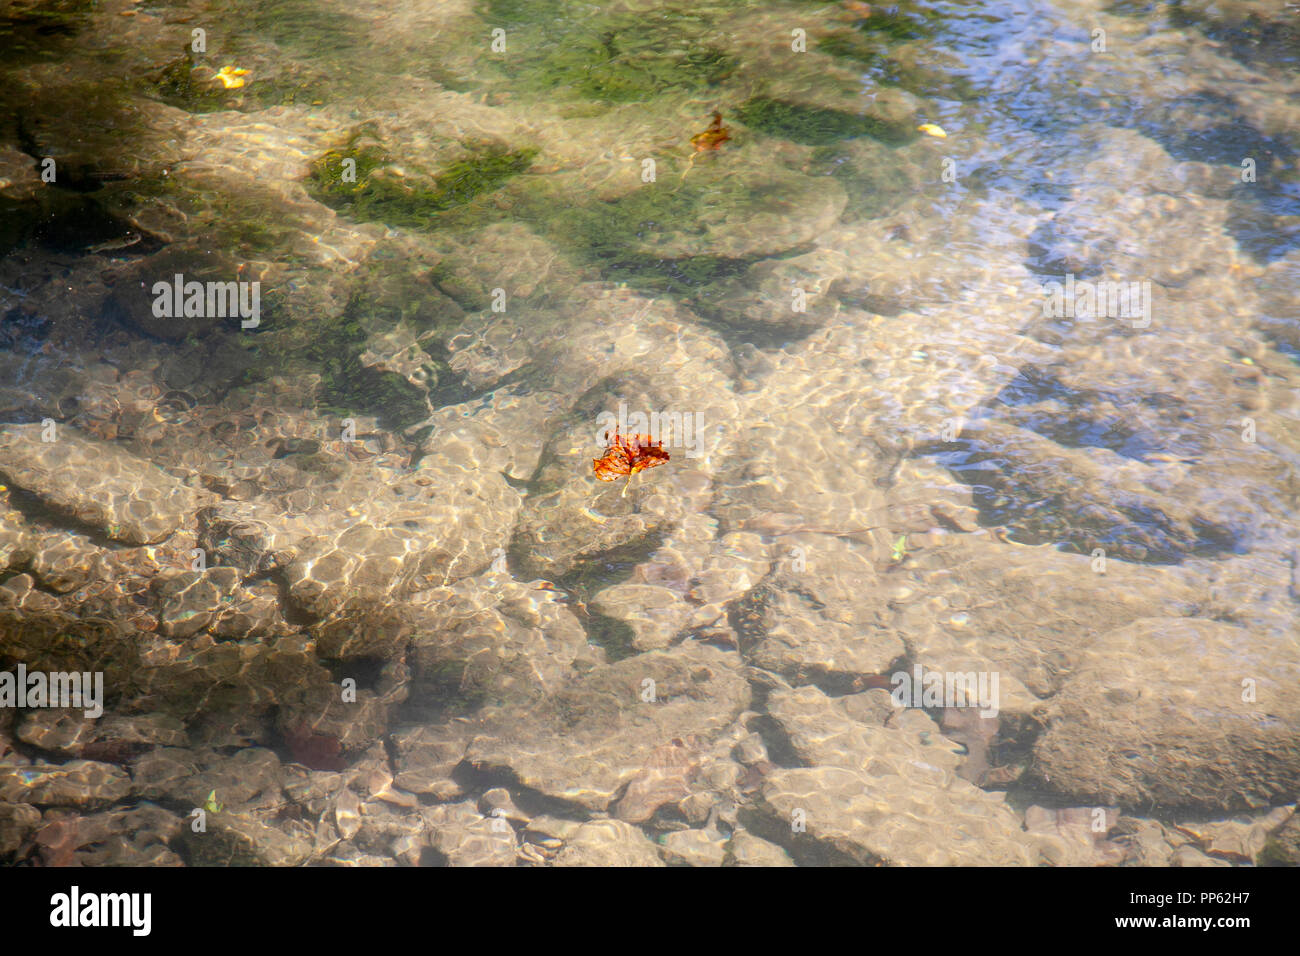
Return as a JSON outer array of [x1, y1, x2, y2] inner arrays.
[[148, 51, 235, 113], [318, 358, 430, 430], [145, 45, 337, 113], [736, 96, 914, 146], [248, 0, 366, 59], [235, 282, 447, 430], [528, 33, 736, 103], [482, 0, 565, 27], [430, 148, 539, 209], [483, 2, 735, 105], [817, 33, 881, 65], [847, 4, 938, 41], [307, 139, 537, 227]]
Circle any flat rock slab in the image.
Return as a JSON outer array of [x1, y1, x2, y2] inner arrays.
[[0, 423, 203, 544], [728, 831, 796, 866], [758, 763, 1037, 866], [0, 760, 131, 809], [28, 804, 185, 867], [16, 709, 188, 756], [746, 535, 904, 684], [391, 723, 473, 800], [759, 685, 1038, 865], [282, 458, 522, 626], [408, 575, 599, 708], [466, 645, 750, 812], [1034, 617, 1300, 811]]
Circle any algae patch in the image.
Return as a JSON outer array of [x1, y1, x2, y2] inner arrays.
[[736, 96, 914, 146], [307, 138, 538, 228], [482, 1, 735, 105]]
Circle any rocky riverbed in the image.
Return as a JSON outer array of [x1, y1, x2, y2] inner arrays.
[[0, 0, 1297, 865]]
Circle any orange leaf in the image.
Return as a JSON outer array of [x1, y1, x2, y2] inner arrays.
[[593, 429, 670, 481]]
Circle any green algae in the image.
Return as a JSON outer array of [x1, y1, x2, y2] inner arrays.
[[318, 358, 431, 430], [482, 0, 564, 26], [148, 51, 239, 114], [235, 0, 367, 62], [736, 96, 914, 146], [237, 319, 424, 430], [307, 138, 538, 228], [236, 264, 462, 430], [482, 1, 736, 105], [844, 3, 941, 42], [816, 32, 885, 67], [524, 32, 736, 104], [308, 127, 760, 305], [428, 148, 539, 211]]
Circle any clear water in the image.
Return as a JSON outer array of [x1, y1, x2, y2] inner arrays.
[[0, 0, 1297, 866]]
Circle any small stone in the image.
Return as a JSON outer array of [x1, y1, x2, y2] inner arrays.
[[1171, 845, 1232, 868], [335, 788, 362, 841], [734, 732, 768, 767], [552, 819, 665, 867], [659, 828, 726, 867], [728, 831, 796, 867], [0, 802, 41, 856], [480, 787, 529, 825]]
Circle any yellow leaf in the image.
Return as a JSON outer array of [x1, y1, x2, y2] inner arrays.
[[216, 66, 250, 89]]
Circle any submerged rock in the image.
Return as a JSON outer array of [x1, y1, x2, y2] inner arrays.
[[15, 710, 187, 757], [0, 802, 41, 857], [390, 723, 472, 801], [743, 534, 904, 686], [155, 566, 243, 638], [1033, 618, 1300, 811], [28, 804, 185, 867], [0, 759, 132, 809], [161, 747, 285, 814], [424, 800, 518, 867], [466, 645, 750, 812], [407, 575, 599, 711], [659, 827, 727, 867], [755, 685, 1037, 865], [551, 819, 665, 867], [727, 831, 796, 867], [0, 423, 206, 545], [181, 813, 316, 867]]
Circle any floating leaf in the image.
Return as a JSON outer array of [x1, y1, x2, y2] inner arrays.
[[690, 111, 732, 152], [216, 66, 250, 90], [593, 428, 670, 482]]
